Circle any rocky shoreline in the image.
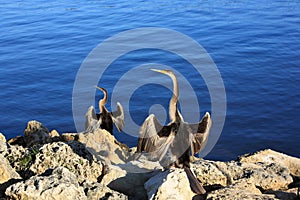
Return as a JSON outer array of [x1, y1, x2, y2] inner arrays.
[[0, 120, 299, 200]]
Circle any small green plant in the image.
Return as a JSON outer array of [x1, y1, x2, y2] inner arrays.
[[18, 145, 40, 170]]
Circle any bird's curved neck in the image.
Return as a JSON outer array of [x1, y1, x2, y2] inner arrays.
[[169, 74, 179, 122], [99, 90, 108, 113]]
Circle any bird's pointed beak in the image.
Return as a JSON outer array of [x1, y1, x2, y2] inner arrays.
[[95, 86, 105, 91], [151, 68, 166, 74]]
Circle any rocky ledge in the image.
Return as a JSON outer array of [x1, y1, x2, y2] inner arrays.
[[0, 120, 299, 200]]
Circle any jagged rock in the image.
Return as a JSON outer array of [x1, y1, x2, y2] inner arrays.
[[0, 133, 7, 155], [191, 160, 228, 187], [144, 168, 197, 200], [212, 160, 293, 191], [0, 133, 6, 143], [49, 130, 59, 138], [0, 154, 21, 184], [5, 167, 87, 200], [7, 136, 25, 147], [49, 130, 61, 142], [206, 180, 278, 200], [239, 149, 300, 177], [82, 181, 128, 200], [29, 142, 103, 183], [101, 165, 156, 199], [24, 120, 50, 147], [118, 154, 163, 173], [78, 129, 129, 165], [61, 133, 79, 142], [266, 188, 299, 200], [4, 144, 31, 173]]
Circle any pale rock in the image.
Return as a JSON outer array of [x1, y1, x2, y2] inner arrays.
[[5, 167, 87, 200], [206, 179, 278, 200], [4, 144, 31, 172], [61, 133, 79, 142], [144, 168, 196, 200], [49, 130, 60, 138], [117, 154, 163, 173], [0, 154, 21, 184], [82, 181, 128, 200], [212, 161, 293, 190], [101, 164, 155, 199], [0, 133, 7, 155], [29, 142, 103, 183], [78, 129, 129, 165], [0, 133, 6, 143], [24, 120, 50, 146], [239, 149, 300, 177], [191, 160, 228, 187]]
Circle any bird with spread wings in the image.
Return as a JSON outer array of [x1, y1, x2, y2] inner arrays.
[[85, 86, 124, 134], [136, 69, 212, 194]]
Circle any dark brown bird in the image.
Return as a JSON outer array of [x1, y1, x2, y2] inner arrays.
[[85, 86, 124, 134], [137, 69, 212, 194]]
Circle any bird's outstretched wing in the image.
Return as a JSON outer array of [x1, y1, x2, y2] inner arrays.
[[137, 114, 175, 161], [189, 112, 212, 155], [85, 106, 101, 132], [111, 102, 125, 132]]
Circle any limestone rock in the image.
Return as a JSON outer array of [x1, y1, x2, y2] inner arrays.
[[144, 168, 196, 200], [191, 160, 227, 187], [101, 164, 155, 199], [0, 133, 6, 143], [5, 167, 87, 200], [7, 136, 25, 147], [4, 144, 32, 174], [61, 133, 79, 142], [239, 149, 300, 177], [29, 142, 103, 183], [117, 154, 163, 173], [78, 129, 129, 165], [212, 160, 293, 191], [49, 130, 61, 142], [24, 120, 50, 147], [0, 133, 7, 155], [206, 180, 278, 200], [82, 181, 128, 200], [0, 154, 21, 184]]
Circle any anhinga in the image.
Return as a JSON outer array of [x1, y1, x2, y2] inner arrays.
[[85, 86, 124, 134], [137, 69, 212, 194]]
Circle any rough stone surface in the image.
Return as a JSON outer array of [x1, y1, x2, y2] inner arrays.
[[0, 154, 21, 184], [145, 168, 196, 200], [191, 160, 228, 187], [101, 164, 156, 199], [1, 120, 300, 200], [0, 133, 7, 155], [5, 167, 87, 200], [212, 160, 293, 191], [239, 149, 300, 177], [29, 142, 103, 183], [78, 129, 129, 165], [82, 181, 128, 200], [206, 180, 278, 200], [61, 133, 79, 142], [0, 133, 6, 143], [24, 120, 51, 147]]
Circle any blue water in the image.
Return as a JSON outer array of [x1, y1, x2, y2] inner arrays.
[[1, 0, 299, 161]]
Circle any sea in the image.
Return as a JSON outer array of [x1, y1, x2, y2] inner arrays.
[[1, 0, 299, 161]]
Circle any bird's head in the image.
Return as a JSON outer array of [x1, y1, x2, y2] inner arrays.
[[95, 86, 107, 93]]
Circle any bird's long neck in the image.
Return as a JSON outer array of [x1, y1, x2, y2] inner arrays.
[[169, 74, 179, 122], [99, 89, 108, 113]]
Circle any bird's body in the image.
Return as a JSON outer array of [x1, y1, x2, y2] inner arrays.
[[137, 69, 212, 194], [85, 86, 124, 135]]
